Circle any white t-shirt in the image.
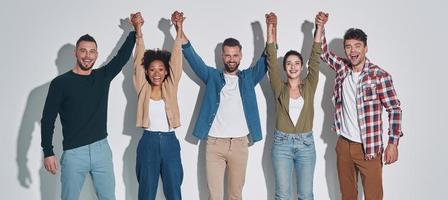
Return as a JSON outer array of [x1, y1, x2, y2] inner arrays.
[[340, 71, 362, 142], [289, 97, 304, 127], [145, 99, 173, 132], [208, 74, 249, 138]]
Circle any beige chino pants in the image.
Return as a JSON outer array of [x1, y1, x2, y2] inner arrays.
[[206, 136, 249, 200]]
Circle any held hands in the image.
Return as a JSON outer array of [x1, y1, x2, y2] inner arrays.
[[130, 12, 144, 36], [171, 11, 185, 32], [44, 155, 58, 175], [315, 11, 328, 30], [314, 11, 328, 42], [265, 12, 277, 44], [130, 12, 144, 27]]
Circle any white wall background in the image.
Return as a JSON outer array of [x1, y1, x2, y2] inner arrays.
[[2, 0, 447, 199]]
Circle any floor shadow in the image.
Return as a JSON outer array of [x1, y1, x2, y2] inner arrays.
[[16, 43, 73, 200], [250, 20, 276, 200], [320, 38, 343, 200], [119, 17, 141, 200], [178, 21, 209, 200], [16, 17, 134, 200], [299, 20, 315, 80]]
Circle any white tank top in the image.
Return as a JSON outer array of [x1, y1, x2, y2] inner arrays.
[[145, 99, 173, 132], [289, 97, 304, 127]]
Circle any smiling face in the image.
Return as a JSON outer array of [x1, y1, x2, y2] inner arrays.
[[344, 39, 368, 68], [75, 41, 98, 71], [146, 60, 168, 86], [222, 45, 242, 74], [343, 28, 368, 69], [284, 54, 302, 80]]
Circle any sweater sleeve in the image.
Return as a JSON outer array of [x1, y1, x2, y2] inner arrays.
[[40, 78, 63, 157], [99, 31, 136, 81]]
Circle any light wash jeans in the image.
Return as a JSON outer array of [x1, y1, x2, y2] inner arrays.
[[271, 130, 316, 200], [60, 138, 115, 200]]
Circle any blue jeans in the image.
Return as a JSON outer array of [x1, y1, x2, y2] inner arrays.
[[60, 138, 115, 200], [271, 130, 316, 200], [136, 130, 183, 200]]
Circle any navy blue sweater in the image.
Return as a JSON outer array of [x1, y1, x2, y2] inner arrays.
[[40, 32, 135, 157]]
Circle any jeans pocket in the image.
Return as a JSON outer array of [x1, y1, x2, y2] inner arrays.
[[60, 152, 65, 165], [273, 133, 287, 145], [175, 138, 181, 152], [240, 136, 249, 146], [303, 134, 315, 146]]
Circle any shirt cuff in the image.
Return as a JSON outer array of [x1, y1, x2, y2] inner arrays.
[[43, 148, 55, 158], [388, 131, 402, 145], [182, 41, 191, 49]]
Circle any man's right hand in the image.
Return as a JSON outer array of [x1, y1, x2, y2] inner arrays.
[[44, 155, 58, 175], [171, 11, 188, 43], [171, 11, 185, 32], [130, 12, 144, 36], [315, 11, 328, 30], [314, 11, 328, 43]]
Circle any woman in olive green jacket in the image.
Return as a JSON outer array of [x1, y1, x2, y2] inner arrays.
[[265, 12, 323, 200]]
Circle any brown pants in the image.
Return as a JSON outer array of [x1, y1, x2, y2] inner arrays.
[[206, 136, 249, 200], [336, 136, 383, 200]]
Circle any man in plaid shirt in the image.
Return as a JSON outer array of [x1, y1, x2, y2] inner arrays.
[[316, 12, 403, 200]]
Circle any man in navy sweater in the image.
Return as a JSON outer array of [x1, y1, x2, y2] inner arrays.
[[40, 26, 135, 199]]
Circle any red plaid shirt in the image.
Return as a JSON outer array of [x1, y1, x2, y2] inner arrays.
[[321, 32, 403, 159]]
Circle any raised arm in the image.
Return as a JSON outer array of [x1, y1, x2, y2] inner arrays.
[[167, 11, 185, 86], [99, 27, 136, 81], [302, 15, 324, 92], [176, 11, 213, 83], [246, 15, 270, 85], [315, 12, 345, 72], [265, 12, 282, 97], [130, 12, 146, 93]]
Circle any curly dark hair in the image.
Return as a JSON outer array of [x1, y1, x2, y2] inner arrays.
[[344, 28, 368, 46], [142, 49, 171, 83]]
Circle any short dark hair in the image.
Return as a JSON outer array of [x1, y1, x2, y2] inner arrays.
[[76, 34, 97, 48], [283, 50, 303, 69], [222, 37, 242, 51], [344, 28, 367, 46], [142, 49, 171, 82]]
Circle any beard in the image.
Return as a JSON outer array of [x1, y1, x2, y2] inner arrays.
[[77, 59, 95, 71], [224, 62, 240, 73]]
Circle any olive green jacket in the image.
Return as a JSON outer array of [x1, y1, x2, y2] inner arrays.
[[266, 42, 322, 134]]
